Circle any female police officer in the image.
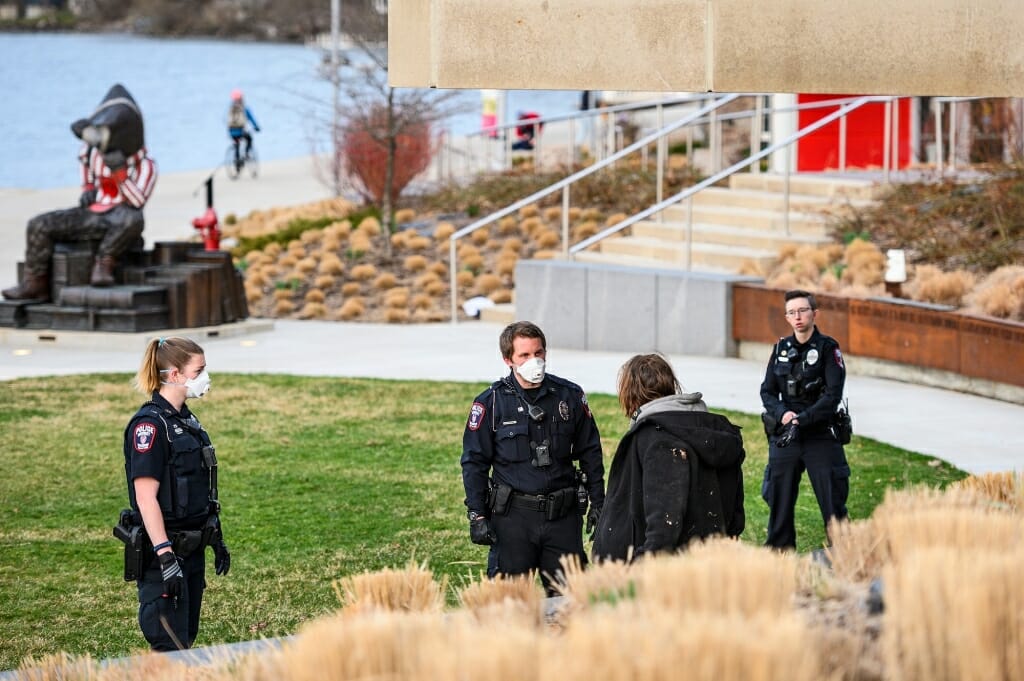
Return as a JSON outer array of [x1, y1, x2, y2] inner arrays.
[[122, 336, 229, 651]]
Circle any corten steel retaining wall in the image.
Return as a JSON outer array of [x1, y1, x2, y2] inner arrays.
[[733, 283, 1024, 395]]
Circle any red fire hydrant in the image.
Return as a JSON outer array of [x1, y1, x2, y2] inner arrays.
[[192, 207, 220, 250], [191, 176, 220, 250]]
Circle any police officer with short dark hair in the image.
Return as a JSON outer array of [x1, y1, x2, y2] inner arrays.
[[461, 321, 605, 594], [760, 290, 850, 550], [121, 336, 230, 651]]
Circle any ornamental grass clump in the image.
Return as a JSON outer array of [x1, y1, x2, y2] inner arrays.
[[905, 264, 976, 307]]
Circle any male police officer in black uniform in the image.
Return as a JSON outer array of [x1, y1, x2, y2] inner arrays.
[[760, 290, 850, 550], [461, 321, 605, 594]]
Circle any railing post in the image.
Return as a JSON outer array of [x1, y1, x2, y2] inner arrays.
[[949, 101, 958, 171], [710, 108, 719, 173], [935, 99, 944, 175], [449, 238, 458, 324], [568, 116, 576, 169], [839, 111, 847, 172], [685, 195, 694, 271], [533, 122, 542, 171], [893, 97, 900, 174], [561, 185, 570, 256], [752, 96, 763, 174], [883, 99, 892, 185], [783, 144, 792, 236], [656, 103, 665, 222]]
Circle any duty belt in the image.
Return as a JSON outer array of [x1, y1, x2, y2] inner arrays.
[[509, 487, 577, 520], [510, 491, 555, 512]]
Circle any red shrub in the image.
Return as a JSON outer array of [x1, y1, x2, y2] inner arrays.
[[341, 107, 434, 205]]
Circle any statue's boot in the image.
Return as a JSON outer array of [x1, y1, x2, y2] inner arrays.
[[2, 273, 50, 301], [90, 255, 116, 287]]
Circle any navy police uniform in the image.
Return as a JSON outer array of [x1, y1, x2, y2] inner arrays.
[[124, 392, 217, 651], [461, 372, 605, 591], [759, 327, 850, 549]]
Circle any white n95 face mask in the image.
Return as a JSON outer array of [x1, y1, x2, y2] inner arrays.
[[516, 358, 545, 384], [184, 370, 211, 399]]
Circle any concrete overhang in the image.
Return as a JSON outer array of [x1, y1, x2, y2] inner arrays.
[[389, 0, 1024, 96]]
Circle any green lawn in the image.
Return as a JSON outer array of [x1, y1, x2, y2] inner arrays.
[[0, 373, 966, 669]]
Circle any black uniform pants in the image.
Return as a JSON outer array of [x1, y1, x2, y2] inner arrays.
[[137, 549, 206, 651], [762, 435, 850, 549], [490, 505, 586, 595], [23, 204, 145, 275]]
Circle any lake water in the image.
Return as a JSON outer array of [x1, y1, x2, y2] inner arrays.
[[0, 32, 580, 190]]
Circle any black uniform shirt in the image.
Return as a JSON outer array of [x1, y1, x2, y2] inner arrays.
[[124, 392, 211, 528], [461, 372, 605, 516], [759, 327, 846, 434]]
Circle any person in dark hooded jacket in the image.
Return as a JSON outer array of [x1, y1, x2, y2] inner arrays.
[[592, 353, 745, 562]]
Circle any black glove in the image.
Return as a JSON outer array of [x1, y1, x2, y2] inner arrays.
[[776, 421, 800, 448], [103, 149, 126, 171], [157, 551, 184, 599], [586, 504, 602, 538], [78, 188, 97, 208], [468, 512, 497, 545], [213, 539, 231, 576]]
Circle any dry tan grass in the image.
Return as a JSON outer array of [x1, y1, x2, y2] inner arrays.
[[313, 274, 336, 290], [295, 257, 317, 275], [272, 288, 293, 301], [455, 271, 475, 289], [462, 254, 484, 272], [348, 232, 373, 254], [965, 265, 1024, 320], [277, 253, 298, 268], [411, 293, 433, 310], [883, 547, 1024, 681], [496, 256, 518, 278], [273, 299, 295, 315], [383, 307, 411, 323], [429, 261, 448, 278], [341, 281, 361, 297], [497, 216, 518, 235], [394, 208, 416, 224], [906, 264, 977, 306], [951, 470, 1024, 509], [349, 264, 377, 281], [384, 288, 410, 308], [534, 229, 560, 249], [543, 206, 562, 222], [390, 231, 410, 250], [501, 236, 523, 253], [303, 289, 325, 304], [605, 212, 626, 227], [457, 572, 544, 624], [475, 273, 502, 295], [433, 222, 455, 240], [333, 561, 446, 614], [490, 289, 513, 304], [337, 298, 365, 320], [519, 217, 543, 237], [403, 255, 428, 272], [298, 302, 327, 319], [518, 204, 539, 219], [572, 220, 599, 241], [424, 280, 446, 297], [406, 235, 432, 251], [373, 272, 397, 290], [471, 229, 489, 246], [457, 243, 480, 260], [356, 216, 382, 237]]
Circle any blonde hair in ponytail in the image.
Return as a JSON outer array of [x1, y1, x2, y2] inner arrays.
[[134, 336, 205, 394]]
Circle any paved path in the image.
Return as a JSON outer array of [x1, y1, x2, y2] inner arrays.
[[1, 318, 1021, 474]]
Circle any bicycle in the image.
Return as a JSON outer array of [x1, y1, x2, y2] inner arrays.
[[225, 138, 259, 180]]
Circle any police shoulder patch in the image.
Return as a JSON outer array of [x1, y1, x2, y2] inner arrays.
[[834, 348, 845, 369], [579, 391, 592, 418], [133, 421, 157, 453], [468, 402, 486, 431]]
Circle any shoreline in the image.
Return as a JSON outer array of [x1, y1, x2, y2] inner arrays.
[[0, 156, 334, 283]]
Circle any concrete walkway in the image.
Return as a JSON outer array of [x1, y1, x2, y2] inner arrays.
[[1, 318, 1022, 474]]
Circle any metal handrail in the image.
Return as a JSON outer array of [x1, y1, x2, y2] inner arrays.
[[448, 92, 744, 321], [570, 96, 883, 257]]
